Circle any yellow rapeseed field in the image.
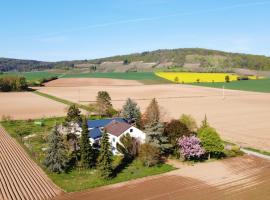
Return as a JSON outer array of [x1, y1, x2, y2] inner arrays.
[[155, 72, 239, 83]]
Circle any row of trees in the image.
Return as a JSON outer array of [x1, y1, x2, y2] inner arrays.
[[0, 75, 28, 92]]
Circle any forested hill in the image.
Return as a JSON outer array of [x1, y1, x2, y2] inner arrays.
[[0, 58, 75, 72], [91, 48, 270, 71], [1, 48, 270, 72]]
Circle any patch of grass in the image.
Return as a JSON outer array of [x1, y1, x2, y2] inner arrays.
[[1, 117, 65, 163], [33, 91, 90, 111], [244, 147, 270, 156], [49, 160, 174, 192], [191, 79, 270, 93]]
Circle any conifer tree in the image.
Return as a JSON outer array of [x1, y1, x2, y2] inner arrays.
[[44, 126, 68, 173], [96, 91, 113, 117], [145, 122, 171, 154], [98, 131, 113, 179], [80, 117, 95, 168], [65, 104, 82, 123], [143, 98, 160, 127], [121, 98, 142, 127]]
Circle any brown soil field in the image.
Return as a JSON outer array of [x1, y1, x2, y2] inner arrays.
[[0, 92, 67, 120], [37, 84, 270, 151], [0, 126, 61, 200], [53, 155, 270, 200], [44, 78, 143, 87]]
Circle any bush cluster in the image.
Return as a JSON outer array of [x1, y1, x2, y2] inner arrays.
[[0, 75, 28, 92]]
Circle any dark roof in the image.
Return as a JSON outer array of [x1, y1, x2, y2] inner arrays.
[[105, 121, 132, 137], [87, 118, 127, 139]]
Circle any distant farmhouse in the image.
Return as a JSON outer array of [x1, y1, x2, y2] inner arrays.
[[87, 118, 146, 154]]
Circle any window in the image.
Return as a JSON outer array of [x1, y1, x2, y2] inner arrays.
[[112, 138, 115, 142], [130, 128, 133, 133]]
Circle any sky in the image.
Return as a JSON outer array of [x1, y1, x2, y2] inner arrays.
[[1, 0, 270, 61]]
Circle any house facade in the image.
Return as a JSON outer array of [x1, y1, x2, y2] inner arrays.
[[87, 118, 146, 154]]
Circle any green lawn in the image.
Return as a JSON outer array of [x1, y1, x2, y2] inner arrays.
[[1, 117, 65, 163], [191, 79, 270, 93], [1, 118, 175, 192], [49, 160, 174, 192]]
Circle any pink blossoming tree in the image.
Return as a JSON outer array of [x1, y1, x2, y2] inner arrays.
[[178, 135, 205, 160]]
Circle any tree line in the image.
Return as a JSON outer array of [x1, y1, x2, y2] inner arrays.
[[0, 75, 28, 92]]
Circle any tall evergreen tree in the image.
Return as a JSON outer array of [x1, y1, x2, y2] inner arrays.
[[145, 122, 171, 154], [121, 98, 142, 127], [80, 117, 95, 168], [44, 126, 68, 173], [98, 131, 113, 179], [143, 98, 160, 127], [96, 91, 113, 117], [65, 104, 82, 123]]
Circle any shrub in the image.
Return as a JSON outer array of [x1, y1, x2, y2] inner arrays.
[[178, 135, 205, 160], [0, 75, 28, 92], [139, 143, 161, 167], [179, 114, 198, 132], [163, 120, 191, 154], [224, 145, 243, 157], [198, 127, 224, 159], [225, 75, 230, 83], [116, 133, 139, 160]]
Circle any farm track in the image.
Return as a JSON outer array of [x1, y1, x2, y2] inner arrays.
[[0, 126, 61, 200]]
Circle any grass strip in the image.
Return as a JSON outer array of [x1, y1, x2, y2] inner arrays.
[[33, 91, 91, 112], [243, 147, 270, 157]]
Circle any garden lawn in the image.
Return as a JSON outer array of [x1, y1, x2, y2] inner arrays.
[[1, 118, 175, 192], [1, 117, 65, 163], [191, 79, 270, 93], [49, 160, 174, 192]]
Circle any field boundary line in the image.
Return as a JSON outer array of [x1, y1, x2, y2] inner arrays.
[[33, 91, 90, 112], [241, 148, 270, 160]]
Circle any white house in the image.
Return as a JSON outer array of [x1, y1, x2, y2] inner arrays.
[[87, 118, 146, 155], [105, 120, 146, 154]]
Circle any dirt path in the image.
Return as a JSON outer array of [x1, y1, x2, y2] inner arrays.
[[0, 126, 62, 200], [53, 155, 270, 200]]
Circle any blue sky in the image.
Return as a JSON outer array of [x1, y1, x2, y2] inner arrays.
[[1, 0, 270, 61]]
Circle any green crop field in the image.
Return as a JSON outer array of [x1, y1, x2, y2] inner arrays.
[[0, 71, 61, 81], [1, 71, 170, 84], [191, 79, 270, 93]]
